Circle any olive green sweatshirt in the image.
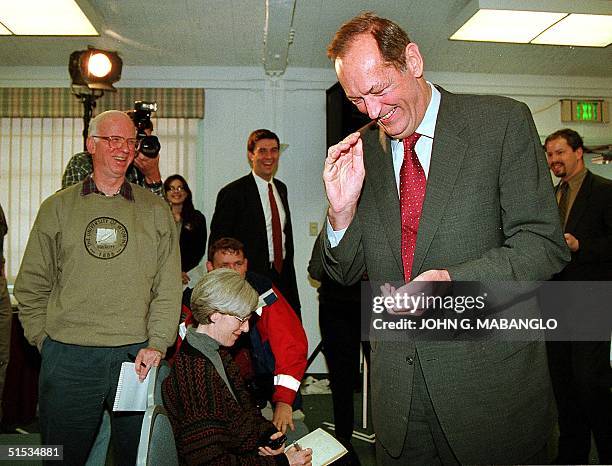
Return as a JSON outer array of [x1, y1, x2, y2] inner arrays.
[[14, 182, 182, 353]]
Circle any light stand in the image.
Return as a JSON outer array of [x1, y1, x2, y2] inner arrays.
[[72, 87, 105, 151]]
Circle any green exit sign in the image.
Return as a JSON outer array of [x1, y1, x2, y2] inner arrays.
[[561, 99, 609, 123], [576, 101, 599, 121]]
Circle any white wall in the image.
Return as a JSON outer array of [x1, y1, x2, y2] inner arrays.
[[197, 78, 330, 372], [3, 65, 612, 372]]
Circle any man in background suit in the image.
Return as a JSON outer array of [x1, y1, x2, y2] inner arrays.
[[544, 128, 612, 464], [319, 13, 569, 465], [209, 129, 301, 317]]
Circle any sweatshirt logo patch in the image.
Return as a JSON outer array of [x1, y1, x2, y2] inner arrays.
[[84, 217, 128, 259]]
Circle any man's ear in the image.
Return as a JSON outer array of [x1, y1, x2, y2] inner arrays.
[[576, 147, 584, 161], [404, 42, 424, 79], [86, 136, 95, 155], [247, 151, 254, 167], [206, 261, 214, 273]]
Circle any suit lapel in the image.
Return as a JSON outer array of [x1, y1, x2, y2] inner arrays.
[[246, 174, 268, 245], [565, 171, 592, 233], [412, 90, 469, 276], [363, 127, 404, 274]]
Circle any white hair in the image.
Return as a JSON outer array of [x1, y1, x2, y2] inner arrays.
[[88, 110, 132, 136], [190, 268, 258, 324]]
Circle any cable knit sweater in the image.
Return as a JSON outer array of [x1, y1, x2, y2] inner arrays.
[[162, 332, 289, 466]]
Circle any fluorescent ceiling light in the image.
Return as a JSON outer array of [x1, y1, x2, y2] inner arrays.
[[0, 23, 12, 35], [450, 0, 612, 47], [532, 14, 612, 47], [0, 0, 98, 36], [450, 9, 566, 43]]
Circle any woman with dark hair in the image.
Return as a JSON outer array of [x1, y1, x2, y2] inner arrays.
[[164, 174, 207, 284]]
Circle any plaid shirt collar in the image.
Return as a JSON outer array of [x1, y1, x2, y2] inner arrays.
[[81, 175, 135, 201]]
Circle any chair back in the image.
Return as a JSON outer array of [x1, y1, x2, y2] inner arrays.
[[136, 404, 178, 466], [154, 360, 171, 405]]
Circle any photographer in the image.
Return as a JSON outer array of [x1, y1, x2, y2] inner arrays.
[[62, 104, 163, 195]]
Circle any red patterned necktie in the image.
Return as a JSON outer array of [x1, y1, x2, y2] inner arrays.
[[400, 133, 425, 281], [268, 183, 283, 273]]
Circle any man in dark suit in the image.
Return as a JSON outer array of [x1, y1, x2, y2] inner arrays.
[[209, 129, 301, 317], [544, 128, 612, 464], [319, 13, 569, 464]]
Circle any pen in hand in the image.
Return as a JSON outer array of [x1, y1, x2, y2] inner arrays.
[[127, 352, 146, 368]]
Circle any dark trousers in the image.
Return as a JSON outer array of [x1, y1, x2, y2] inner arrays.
[[547, 340, 612, 464], [39, 339, 146, 466], [319, 296, 363, 443]]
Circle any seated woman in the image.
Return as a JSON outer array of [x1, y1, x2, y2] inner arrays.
[[164, 174, 207, 285], [162, 268, 312, 466]]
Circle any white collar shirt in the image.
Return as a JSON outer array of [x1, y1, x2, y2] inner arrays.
[[252, 171, 287, 262]]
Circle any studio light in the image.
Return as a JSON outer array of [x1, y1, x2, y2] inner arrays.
[[69, 46, 122, 91], [69, 46, 123, 150]]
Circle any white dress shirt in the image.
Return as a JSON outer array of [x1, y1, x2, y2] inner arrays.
[[252, 171, 287, 262], [327, 82, 441, 246]]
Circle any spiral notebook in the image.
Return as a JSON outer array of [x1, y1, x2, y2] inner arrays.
[[286, 428, 347, 466], [112, 362, 152, 411]]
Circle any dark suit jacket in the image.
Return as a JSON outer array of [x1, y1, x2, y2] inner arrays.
[[557, 170, 612, 280], [321, 89, 570, 463], [209, 173, 301, 311]]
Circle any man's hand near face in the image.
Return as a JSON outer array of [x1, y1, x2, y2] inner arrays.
[[133, 152, 162, 185], [324, 132, 365, 230]]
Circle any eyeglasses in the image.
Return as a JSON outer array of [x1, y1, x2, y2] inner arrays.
[[167, 186, 185, 192], [231, 315, 250, 324], [218, 312, 249, 324], [92, 135, 139, 151]]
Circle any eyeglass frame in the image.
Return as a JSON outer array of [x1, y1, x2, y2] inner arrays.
[[217, 312, 250, 324], [91, 135, 139, 151], [166, 185, 185, 192]]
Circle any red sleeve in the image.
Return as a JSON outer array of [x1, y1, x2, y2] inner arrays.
[[257, 285, 308, 405], [168, 305, 193, 364]]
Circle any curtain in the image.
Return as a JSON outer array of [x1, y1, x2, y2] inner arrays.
[[0, 117, 199, 283], [0, 88, 204, 118]]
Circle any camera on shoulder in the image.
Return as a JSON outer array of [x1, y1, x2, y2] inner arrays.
[[132, 100, 161, 158]]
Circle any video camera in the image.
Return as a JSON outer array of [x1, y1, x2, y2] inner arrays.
[[133, 100, 161, 158]]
